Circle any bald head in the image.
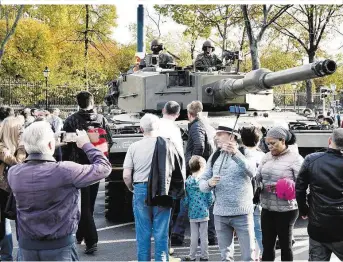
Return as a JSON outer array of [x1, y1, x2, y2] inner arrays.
[[330, 128, 343, 150]]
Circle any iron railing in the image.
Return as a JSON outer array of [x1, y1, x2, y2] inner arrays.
[[0, 78, 108, 109]]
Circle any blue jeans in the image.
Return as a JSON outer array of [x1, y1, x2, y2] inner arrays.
[[20, 243, 79, 261], [133, 183, 171, 262], [214, 214, 254, 261], [309, 237, 343, 261], [0, 219, 13, 261], [254, 211, 263, 254]]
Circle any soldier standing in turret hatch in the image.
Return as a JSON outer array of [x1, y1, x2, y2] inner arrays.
[[195, 40, 223, 71], [139, 39, 175, 69]]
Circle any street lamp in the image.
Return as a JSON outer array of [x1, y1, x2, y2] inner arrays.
[[43, 66, 50, 110], [291, 83, 297, 112]]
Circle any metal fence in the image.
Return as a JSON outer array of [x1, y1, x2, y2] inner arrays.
[[0, 78, 108, 110], [273, 92, 341, 112]]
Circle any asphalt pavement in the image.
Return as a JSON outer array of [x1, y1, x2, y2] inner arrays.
[[9, 180, 340, 261]]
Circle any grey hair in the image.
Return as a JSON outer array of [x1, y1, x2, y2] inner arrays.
[[22, 121, 55, 155], [140, 113, 160, 133], [267, 126, 291, 142], [332, 128, 343, 149]]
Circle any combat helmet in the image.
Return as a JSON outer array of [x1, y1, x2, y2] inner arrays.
[[202, 40, 215, 52], [151, 39, 163, 53]]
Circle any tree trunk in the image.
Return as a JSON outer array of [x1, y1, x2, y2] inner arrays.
[[241, 5, 260, 70], [84, 4, 90, 90], [306, 51, 315, 109], [250, 39, 260, 70], [0, 5, 24, 65]]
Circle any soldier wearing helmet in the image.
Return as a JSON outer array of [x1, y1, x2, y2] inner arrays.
[[194, 40, 222, 71], [139, 39, 175, 69]]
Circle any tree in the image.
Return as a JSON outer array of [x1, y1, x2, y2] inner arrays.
[[146, 7, 164, 39], [155, 5, 212, 60], [272, 5, 343, 108], [157, 5, 241, 55], [76, 5, 117, 89], [0, 5, 24, 64], [0, 18, 56, 81], [241, 4, 292, 70]]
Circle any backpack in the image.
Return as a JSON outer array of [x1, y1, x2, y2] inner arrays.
[[210, 146, 262, 205], [73, 112, 111, 156]]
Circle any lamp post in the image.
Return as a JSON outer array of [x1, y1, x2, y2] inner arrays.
[[291, 83, 297, 112], [43, 66, 50, 110]]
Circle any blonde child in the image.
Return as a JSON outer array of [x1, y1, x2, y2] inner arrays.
[[183, 155, 213, 261]]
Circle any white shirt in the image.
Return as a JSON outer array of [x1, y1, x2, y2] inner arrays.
[[158, 118, 184, 156]]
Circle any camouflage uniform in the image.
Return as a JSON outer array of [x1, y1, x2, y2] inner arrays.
[[194, 53, 222, 70], [140, 52, 174, 68]]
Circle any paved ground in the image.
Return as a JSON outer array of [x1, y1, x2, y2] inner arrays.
[[9, 180, 340, 261]]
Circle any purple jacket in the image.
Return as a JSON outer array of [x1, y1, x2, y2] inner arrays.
[[8, 143, 111, 250]]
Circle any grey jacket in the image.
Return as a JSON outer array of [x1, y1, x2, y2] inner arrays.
[[199, 150, 255, 216], [256, 148, 303, 212]]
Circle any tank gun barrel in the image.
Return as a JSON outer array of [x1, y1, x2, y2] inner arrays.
[[264, 59, 336, 86], [208, 59, 337, 100]]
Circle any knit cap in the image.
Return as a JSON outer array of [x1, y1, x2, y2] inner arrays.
[[266, 126, 291, 142]]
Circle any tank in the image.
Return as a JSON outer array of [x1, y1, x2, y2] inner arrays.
[[114, 59, 336, 113], [104, 60, 337, 223]]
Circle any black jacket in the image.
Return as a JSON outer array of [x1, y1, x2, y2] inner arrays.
[[185, 118, 212, 174], [62, 109, 113, 164], [147, 137, 186, 207], [296, 148, 343, 242]]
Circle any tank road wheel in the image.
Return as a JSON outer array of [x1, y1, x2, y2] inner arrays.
[[105, 169, 134, 223]]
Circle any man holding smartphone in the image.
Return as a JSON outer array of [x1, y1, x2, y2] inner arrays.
[[8, 121, 112, 261], [199, 122, 256, 261]]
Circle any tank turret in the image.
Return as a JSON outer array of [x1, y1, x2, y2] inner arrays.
[[112, 59, 336, 113]]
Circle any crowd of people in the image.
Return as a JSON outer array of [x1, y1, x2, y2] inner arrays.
[[0, 91, 113, 260], [123, 99, 343, 262], [0, 94, 342, 261]]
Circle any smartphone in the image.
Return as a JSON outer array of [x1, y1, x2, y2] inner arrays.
[[60, 132, 77, 143]]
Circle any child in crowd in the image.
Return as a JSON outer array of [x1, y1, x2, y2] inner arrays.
[[183, 155, 213, 262]]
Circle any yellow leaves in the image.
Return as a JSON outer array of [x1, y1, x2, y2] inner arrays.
[[0, 18, 56, 81]]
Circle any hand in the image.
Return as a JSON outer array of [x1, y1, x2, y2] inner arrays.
[[221, 141, 238, 155], [302, 216, 308, 220], [75, 129, 91, 149], [208, 176, 220, 187], [18, 137, 25, 147], [87, 131, 100, 143]]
